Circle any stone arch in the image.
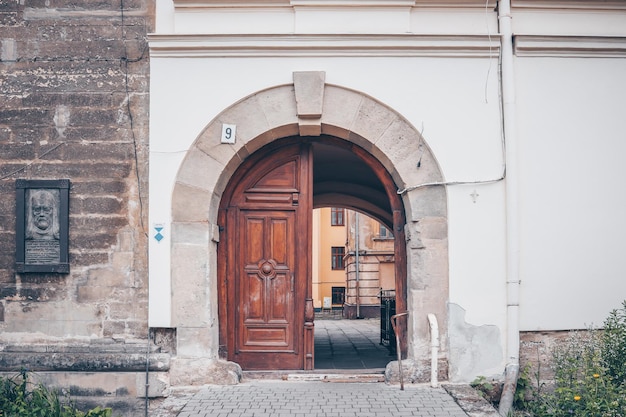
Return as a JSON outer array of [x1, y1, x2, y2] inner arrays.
[[169, 73, 448, 382]]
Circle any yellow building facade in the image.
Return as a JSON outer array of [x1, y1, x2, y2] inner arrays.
[[344, 210, 395, 319], [312, 207, 347, 312], [313, 208, 395, 318]]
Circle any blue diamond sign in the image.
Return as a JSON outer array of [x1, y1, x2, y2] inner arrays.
[[154, 224, 164, 242]]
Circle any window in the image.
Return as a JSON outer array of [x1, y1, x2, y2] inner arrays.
[[331, 246, 345, 270], [379, 224, 393, 239], [331, 287, 345, 305], [330, 207, 344, 226]]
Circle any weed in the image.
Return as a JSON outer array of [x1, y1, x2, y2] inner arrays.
[[0, 370, 112, 417], [517, 300, 626, 417], [602, 300, 626, 387], [470, 375, 502, 404], [513, 363, 533, 410]]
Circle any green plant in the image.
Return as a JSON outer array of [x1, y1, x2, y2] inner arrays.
[[0, 370, 112, 417], [470, 375, 501, 404], [602, 300, 626, 387], [492, 301, 626, 416], [521, 328, 626, 417], [513, 363, 533, 410], [471, 375, 494, 394]]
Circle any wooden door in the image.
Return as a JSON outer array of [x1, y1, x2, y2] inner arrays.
[[221, 143, 313, 370]]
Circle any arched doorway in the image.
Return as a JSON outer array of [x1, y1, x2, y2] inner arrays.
[[168, 75, 448, 382], [217, 136, 407, 370]]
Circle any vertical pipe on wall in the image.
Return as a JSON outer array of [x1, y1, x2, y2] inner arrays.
[[498, 0, 521, 415], [427, 313, 439, 388]]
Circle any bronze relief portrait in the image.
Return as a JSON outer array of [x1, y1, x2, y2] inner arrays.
[[16, 179, 69, 273]]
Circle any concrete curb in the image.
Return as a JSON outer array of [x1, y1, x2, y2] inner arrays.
[[443, 384, 502, 417]]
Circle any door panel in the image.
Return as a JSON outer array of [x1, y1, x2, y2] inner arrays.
[[223, 143, 313, 370], [238, 211, 295, 352]]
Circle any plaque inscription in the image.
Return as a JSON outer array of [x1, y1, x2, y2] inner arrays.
[[25, 240, 61, 264]]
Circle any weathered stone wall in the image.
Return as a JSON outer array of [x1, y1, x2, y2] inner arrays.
[[520, 330, 575, 385], [0, 1, 154, 414]]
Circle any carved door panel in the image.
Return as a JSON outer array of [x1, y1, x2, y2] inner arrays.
[[223, 143, 313, 370], [234, 210, 297, 368]]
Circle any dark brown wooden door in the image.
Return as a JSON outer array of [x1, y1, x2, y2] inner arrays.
[[222, 143, 313, 370]]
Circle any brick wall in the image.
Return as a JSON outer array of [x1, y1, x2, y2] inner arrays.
[[0, 1, 154, 412]]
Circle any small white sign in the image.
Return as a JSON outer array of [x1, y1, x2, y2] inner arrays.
[[153, 223, 165, 243], [221, 124, 236, 144]]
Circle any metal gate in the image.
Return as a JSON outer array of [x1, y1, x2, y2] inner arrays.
[[379, 289, 396, 353]]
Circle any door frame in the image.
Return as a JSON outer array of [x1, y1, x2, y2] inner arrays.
[[217, 137, 408, 367]]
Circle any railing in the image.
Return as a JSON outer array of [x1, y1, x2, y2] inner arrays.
[[379, 289, 396, 353]]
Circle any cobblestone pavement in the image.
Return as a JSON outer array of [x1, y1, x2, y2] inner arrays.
[[176, 381, 470, 417], [150, 381, 500, 417], [314, 317, 394, 369]]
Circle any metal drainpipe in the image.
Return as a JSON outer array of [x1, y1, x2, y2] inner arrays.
[[498, 0, 521, 415], [355, 212, 361, 318], [145, 330, 150, 417], [427, 313, 439, 388]]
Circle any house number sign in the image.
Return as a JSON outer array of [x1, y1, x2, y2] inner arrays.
[[221, 124, 236, 144]]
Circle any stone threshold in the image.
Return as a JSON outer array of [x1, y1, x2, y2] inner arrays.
[[242, 369, 386, 382]]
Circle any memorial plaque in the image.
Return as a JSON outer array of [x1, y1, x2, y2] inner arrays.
[[16, 179, 70, 273], [25, 240, 61, 264]]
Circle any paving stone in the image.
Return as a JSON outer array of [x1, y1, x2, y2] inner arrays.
[[171, 381, 470, 417], [151, 319, 496, 417]]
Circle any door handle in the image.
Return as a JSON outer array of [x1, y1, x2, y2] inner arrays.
[[291, 272, 294, 292]]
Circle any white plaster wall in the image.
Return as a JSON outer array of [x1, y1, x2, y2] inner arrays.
[[410, 8, 498, 35], [149, 1, 506, 329], [512, 9, 626, 37], [148, 153, 180, 327], [149, 52, 506, 332], [150, 4, 626, 382], [150, 56, 502, 179], [448, 183, 507, 323], [160, 2, 497, 35], [174, 9, 295, 34], [516, 57, 626, 331], [155, 0, 174, 33]]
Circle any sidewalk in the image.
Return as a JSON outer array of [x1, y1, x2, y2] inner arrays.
[[175, 381, 470, 417], [151, 380, 501, 417], [150, 319, 499, 417]]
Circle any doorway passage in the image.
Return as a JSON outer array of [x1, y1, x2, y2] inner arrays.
[[218, 137, 408, 370], [314, 317, 393, 370]]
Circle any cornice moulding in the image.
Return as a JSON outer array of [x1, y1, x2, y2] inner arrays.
[[413, 0, 496, 6], [174, 0, 289, 8], [173, 0, 496, 8], [512, 0, 626, 11], [291, 0, 416, 5], [148, 34, 501, 58], [515, 35, 626, 57], [171, 0, 625, 10]]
